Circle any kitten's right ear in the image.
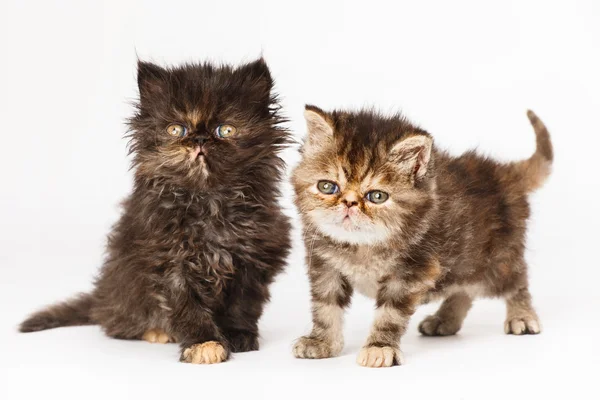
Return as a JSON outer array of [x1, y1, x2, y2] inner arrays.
[[304, 105, 334, 152], [137, 61, 168, 101]]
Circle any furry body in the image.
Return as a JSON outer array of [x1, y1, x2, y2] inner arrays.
[[292, 107, 552, 367], [20, 59, 291, 364]]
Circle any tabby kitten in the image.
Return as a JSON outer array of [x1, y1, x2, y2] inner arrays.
[[20, 59, 292, 364], [292, 105, 552, 367]]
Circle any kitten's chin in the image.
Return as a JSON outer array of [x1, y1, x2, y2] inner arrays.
[[186, 149, 209, 181], [311, 216, 389, 246]]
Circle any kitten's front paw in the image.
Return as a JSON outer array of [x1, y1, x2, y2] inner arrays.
[[356, 346, 403, 368], [180, 341, 228, 364], [418, 315, 461, 336], [293, 336, 340, 359], [504, 317, 541, 335]]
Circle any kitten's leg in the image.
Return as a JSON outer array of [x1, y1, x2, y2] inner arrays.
[[504, 287, 541, 335], [218, 284, 266, 353], [358, 290, 416, 367], [173, 305, 229, 364], [418, 292, 473, 336], [358, 258, 440, 368], [293, 261, 353, 359]]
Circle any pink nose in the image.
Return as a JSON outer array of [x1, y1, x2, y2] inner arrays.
[[342, 199, 358, 208], [341, 192, 359, 208]]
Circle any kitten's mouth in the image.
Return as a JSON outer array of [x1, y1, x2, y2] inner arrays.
[[190, 146, 207, 160], [342, 215, 355, 230]]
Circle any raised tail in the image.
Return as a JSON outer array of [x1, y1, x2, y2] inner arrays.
[[513, 110, 554, 193], [19, 293, 95, 333]]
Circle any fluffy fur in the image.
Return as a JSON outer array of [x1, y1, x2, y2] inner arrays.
[[292, 105, 552, 367], [20, 59, 292, 364]]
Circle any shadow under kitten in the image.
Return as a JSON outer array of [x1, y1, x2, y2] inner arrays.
[[20, 58, 292, 365]]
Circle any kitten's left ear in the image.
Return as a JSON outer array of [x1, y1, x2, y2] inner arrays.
[[389, 134, 433, 179], [236, 58, 274, 101]]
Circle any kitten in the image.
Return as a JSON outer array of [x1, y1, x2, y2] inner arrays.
[[292, 105, 552, 367], [20, 59, 292, 364]]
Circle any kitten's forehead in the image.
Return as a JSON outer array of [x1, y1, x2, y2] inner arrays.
[[332, 154, 400, 192], [163, 63, 266, 119], [313, 111, 420, 189], [335, 143, 380, 185], [332, 131, 391, 186], [174, 109, 204, 127]]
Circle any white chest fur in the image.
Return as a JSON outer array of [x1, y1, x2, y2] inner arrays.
[[319, 246, 395, 299]]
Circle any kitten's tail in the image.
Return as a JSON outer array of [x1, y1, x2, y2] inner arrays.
[[19, 293, 95, 333], [513, 110, 553, 193]]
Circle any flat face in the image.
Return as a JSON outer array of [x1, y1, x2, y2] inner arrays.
[[293, 109, 434, 246], [131, 60, 288, 190]]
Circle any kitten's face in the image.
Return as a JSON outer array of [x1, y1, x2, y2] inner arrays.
[[293, 107, 435, 246], [130, 59, 286, 190]]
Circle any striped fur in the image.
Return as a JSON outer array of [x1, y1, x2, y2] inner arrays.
[[293, 106, 552, 367]]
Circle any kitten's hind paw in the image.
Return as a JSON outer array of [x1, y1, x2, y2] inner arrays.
[[142, 329, 174, 344], [293, 336, 340, 359], [180, 341, 228, 364], [418, 315, 462, 336], [356, 345, 403, 368], [504, 317, 541, 335]]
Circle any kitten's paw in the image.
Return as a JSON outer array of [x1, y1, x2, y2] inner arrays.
[[504, 317, 541, 335], [142, 329, 174, 344], [180, 341, 228, 364], [226, 330, 259, 353], [293, 336, 339, 359], [418, 315, 461, 336], [356, 346, 403, 368]]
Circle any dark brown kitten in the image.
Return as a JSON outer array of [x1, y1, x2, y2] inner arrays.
[[20, 59, 292, 364], [292, 106, 552, 367]]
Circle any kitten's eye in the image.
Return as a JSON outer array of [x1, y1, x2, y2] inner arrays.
[[317, 181, 339, 195], [166, 124, 187, 138], [366, 190, 389, 204], [215, 124, 237, 138]]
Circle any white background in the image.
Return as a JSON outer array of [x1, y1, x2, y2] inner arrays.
[[1, 0, 599, 399]]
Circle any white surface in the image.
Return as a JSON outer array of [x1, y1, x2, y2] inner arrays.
[[1, 0, 599, 399]]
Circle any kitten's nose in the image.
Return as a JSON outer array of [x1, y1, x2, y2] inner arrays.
[[194, 136, 208, 146], [341, 192, 359, 208]]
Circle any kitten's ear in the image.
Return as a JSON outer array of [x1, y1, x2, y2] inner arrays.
[[304, 105, 334, 152], [237, 58, 273, 101], [389, 134, 433, 179], [137, 61, 168, 101]]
